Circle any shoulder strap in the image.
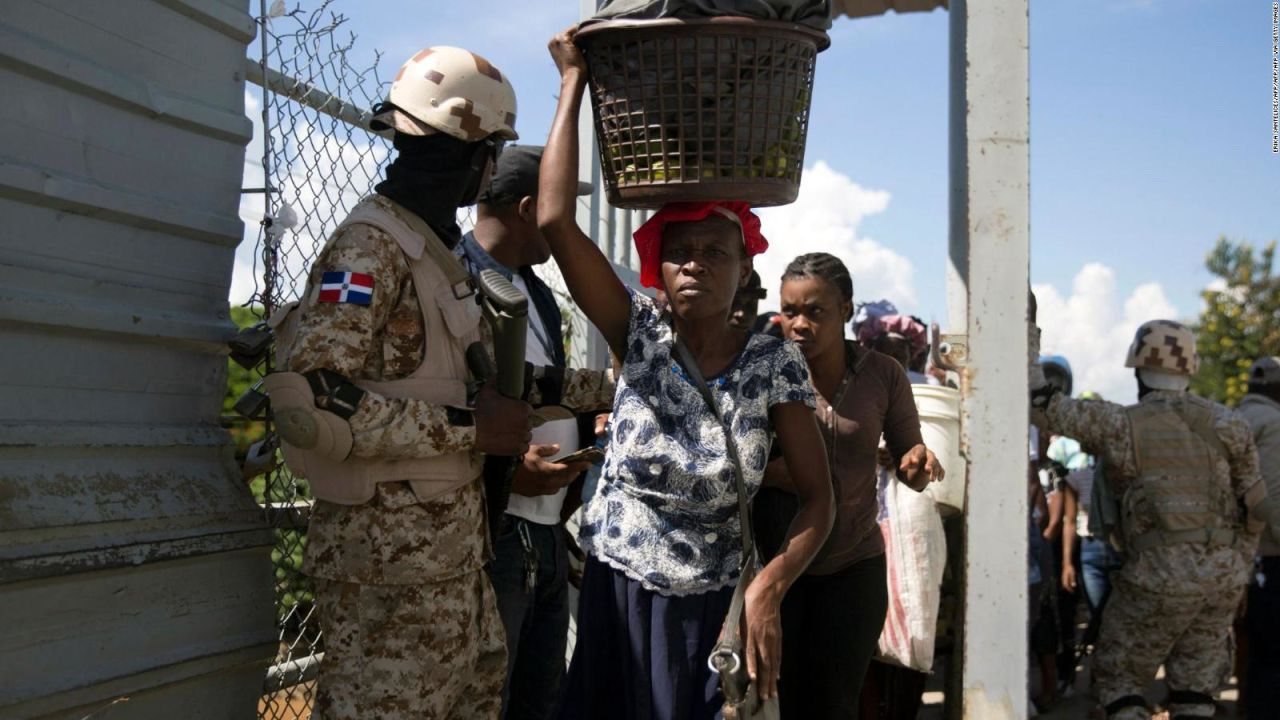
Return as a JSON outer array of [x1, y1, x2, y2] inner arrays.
[[1128, 398, 1228, 469], [1125, 401, 1159, 474], [342, 199, 474, 300], [673, 337, 754, 566], [679, 336, 762, 682], [1179, 400, 1230, 461]]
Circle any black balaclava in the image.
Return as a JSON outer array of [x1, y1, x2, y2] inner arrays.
[[375, 132, 488, 248], [1135, 369, 1154, 399]]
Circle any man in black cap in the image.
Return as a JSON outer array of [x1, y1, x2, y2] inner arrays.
[[458, 144, 600, 720]]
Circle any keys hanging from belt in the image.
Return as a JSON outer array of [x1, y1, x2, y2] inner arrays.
[[519, 521, 539, 594]]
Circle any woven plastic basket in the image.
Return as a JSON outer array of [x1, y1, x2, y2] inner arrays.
[[576, 17, 829, 209]]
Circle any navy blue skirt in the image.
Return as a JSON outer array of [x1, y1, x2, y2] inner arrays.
[[559, 557, 733, 720]]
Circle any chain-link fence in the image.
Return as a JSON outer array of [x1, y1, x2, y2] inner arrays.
[[232, 4, 644, 716], [238, 1, 397, 717]]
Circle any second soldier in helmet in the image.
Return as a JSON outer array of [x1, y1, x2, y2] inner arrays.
[[1030, 319, 1277, 720]]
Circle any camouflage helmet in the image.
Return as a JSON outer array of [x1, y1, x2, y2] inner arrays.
[[371, 46, 518, 142], [1124, 320, 1198, 375]]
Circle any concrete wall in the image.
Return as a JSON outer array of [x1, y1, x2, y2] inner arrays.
[[0, 1, 274, 717]]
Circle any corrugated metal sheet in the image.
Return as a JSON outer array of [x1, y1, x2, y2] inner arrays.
[[833, 0, 947, 19], [0, 0, 275, 717]]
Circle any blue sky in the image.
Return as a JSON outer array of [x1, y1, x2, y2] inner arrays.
[[1031, 2, 1274, 307], [242, 0, 1277, 399]]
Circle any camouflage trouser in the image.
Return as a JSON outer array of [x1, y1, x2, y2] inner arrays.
[[1094, 572, 1242, 719], [312, 570, 506, 720]]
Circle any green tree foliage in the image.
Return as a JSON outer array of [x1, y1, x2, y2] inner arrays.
[[1191, 238, 1279, 405], [223, 305, 269, 457]]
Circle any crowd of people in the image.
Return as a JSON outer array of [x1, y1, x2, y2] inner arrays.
[[260, 27, 1280, 720]]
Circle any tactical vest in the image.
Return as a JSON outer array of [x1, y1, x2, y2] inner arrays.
[[1122, 396, 1237, 554], [264, 197, 484, 505]]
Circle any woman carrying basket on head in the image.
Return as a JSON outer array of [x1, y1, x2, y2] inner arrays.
[[540, 26, 835, 720]]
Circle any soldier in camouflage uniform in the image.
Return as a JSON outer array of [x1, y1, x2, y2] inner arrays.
[[265, 47, 615, 720], [1030, 320, 1278, 720]]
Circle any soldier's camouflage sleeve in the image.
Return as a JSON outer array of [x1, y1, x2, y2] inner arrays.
[[288, 225, 475, 460], [476, 315, 618, 412], [1214, 407, 1262, 500], [1042, 394, 1132, 466], [537, 368, 616, 413]]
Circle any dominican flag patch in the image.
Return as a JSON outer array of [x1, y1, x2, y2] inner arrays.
[[318, 271, 374, 306]]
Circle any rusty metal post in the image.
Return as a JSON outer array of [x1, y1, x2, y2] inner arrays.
[[949, 0, 1032, 717]]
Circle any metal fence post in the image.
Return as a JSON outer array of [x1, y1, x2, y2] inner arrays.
[[950, 0, 1031, 718]]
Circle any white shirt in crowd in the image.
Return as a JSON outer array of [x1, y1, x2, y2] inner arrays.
[[505, 274, 580, 526]]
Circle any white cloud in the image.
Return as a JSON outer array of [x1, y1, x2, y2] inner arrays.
[[231, 89, 391, 306], [232, 91, 266, 307], [232, 143, 913, 331], [754, 161, 915, 312], [1033, 262, 1178, 404], [228, 254, 260, 308]]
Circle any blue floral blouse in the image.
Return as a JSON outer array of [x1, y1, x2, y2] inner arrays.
[[579, 291, 816, 596]]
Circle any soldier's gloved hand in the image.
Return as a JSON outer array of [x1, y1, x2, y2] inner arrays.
[[511, 444, 591, 497], [473, 382, 532, 456]]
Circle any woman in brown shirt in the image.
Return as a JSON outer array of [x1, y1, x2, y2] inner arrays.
[[757, 253, 942, 719]]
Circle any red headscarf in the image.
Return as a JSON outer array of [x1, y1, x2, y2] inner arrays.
[[632, 201, 769, 289]]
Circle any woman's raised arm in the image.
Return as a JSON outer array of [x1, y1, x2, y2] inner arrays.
[[539, 27, 631, 358]]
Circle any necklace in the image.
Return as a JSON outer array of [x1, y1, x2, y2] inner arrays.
[[822, 368, 853, 460]]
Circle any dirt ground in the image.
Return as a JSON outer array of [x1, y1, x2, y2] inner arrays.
[[917, 653, 1241, 719], [258, 682, 313, 720], [262, 670, 1241, 720]]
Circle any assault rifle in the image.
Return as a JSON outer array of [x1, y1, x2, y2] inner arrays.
[[466, 268, 528, 543]]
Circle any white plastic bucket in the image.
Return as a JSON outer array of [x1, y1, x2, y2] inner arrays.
[[913, 384, 964, 514]]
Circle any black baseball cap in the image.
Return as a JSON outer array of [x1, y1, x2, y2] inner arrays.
[[479, 144, 592, 205]]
